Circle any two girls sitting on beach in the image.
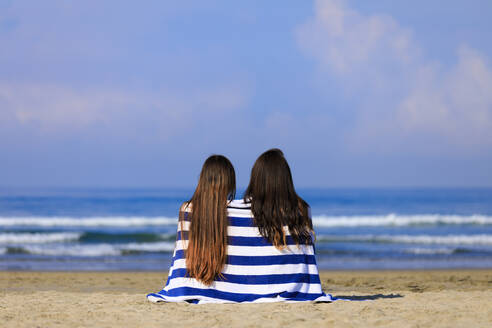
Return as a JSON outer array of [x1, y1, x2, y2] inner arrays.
[[147, 149, 333, 304]]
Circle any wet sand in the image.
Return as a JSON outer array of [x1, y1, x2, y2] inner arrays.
[[1, 270, 491, 327]]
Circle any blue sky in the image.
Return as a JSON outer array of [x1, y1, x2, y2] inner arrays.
[[1, 0, 491, 188]]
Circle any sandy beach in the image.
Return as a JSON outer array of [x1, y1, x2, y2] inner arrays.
[[0, 270, 490, 327]]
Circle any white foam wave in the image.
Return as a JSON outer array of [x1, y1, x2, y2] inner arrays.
[[318, 234, 492, 245], [313, 214, 492, 227], [1, 214, 491, 228], [20, 244, 121, 256], [14, 242, 176, 257], [121, 242, 175, 252], [0, 232, 82, 244], [0, 216, 177, 227], [404, 247, 456, 255]]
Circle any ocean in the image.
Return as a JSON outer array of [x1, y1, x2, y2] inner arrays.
[[1, 187, 491, 271]]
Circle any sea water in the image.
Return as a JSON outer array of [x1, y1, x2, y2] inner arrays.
[[1, 187, 491, 271]]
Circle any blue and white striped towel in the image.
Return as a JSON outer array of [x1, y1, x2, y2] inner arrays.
[[147, 199, 333, 304]]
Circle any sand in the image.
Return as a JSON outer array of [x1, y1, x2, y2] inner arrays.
[[1, 270, 491, 327]]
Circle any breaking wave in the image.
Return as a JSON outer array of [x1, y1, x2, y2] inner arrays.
[[0, 232, 82, 244], [1, 214, 491, 228], [0, 216, 177, 227], [317, 234, 492, 245], [313, 214, 492, 227], [5, 242, 175, 256]]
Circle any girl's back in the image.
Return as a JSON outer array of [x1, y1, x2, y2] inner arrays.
[[147, 200, 332, 304]]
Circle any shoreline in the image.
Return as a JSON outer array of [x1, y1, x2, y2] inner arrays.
[[3, 267, 491, 271], [1, 270, 491, 327], [2, 267, 492, 275], [2, 269, 491, 293]]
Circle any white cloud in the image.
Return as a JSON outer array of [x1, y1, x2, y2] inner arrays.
[[0, 84, 125, 127], [296, 0, 419, 75], [0, 82, 248, 140], [396, 46, 492, 146], [296, 0, 492, 152]]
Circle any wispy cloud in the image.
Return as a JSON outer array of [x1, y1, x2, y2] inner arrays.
[[396, 45, 492, 147], [296, 0, 492, 153], [296, 0, 420, 75], [0, 82, 248, 140]]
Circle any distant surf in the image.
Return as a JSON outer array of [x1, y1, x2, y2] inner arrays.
[[312, 214, 492, 227], [1, 214, 491, 228], [2, 188, 491, 270], [0, 216, 177, 227], [0, 232, 176, 244], [3, 231, 492, 245], [1, 242, 176, 257], [317, 234, 492, 245]]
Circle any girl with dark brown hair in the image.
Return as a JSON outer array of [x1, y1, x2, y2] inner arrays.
[[244, 148, 314, 249]]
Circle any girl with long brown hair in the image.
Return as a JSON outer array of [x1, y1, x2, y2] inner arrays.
[[182, 154, 235, 285], [147, 150, 332, 304]]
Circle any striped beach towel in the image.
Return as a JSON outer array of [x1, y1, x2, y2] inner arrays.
[[147, 199, 333, 304]]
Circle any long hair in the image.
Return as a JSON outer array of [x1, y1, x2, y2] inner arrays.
[[182, 155, 236, 285], [244, 149, 313, 248]]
